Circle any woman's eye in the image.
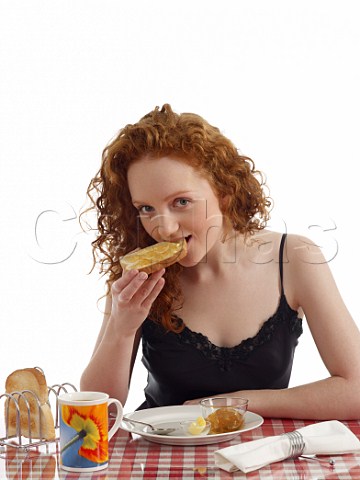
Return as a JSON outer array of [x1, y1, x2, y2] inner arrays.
[[175, 198, 190, 207], [138, 205, 154, 214]]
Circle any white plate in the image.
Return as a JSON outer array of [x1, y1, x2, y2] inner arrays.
[[120, 405, 263, 445]]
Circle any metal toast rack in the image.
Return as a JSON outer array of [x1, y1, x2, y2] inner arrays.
[[0, 367, 77, 450]]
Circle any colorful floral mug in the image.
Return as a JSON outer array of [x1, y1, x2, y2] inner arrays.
[[58, 391, 123, 472]]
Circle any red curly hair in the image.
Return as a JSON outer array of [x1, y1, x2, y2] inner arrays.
[[84, 104, 271, 332]]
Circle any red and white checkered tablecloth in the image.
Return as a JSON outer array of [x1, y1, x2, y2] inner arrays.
[[2, 419, 360, 479]]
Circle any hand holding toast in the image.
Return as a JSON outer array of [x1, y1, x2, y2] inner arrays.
[[109, 268, 165, 334]]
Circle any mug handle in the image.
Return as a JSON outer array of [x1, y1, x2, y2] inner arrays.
[[107, 398, 123, 441]]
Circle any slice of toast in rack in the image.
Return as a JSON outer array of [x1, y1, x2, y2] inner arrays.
[[5, 367, 55, 440]]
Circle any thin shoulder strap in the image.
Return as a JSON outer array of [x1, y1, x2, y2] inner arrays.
[[279, 233, 287, 296]]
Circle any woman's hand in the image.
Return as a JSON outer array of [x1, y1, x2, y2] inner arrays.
[[110, 268, 165, 334]]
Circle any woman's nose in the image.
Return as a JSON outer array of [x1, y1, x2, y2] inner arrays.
[[154, 214, 181, 241]]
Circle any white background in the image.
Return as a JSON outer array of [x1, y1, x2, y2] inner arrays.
[[1, 0, 359, 414]]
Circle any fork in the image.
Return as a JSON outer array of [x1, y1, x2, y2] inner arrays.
[[284, 431, 335, 467]]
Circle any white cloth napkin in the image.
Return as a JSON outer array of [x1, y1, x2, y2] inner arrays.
[[214, 420, 360, 473]]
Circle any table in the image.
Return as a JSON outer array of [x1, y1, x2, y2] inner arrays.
[[1, 418, 360, 479]]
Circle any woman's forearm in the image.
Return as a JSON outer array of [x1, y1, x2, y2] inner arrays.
[[80, 319, 139, 406], [81, 269, 165, 405], [235, 376, 360, 420], [184, 376, 360, 420]]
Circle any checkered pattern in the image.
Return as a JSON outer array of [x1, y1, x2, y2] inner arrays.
[[2, 419, 360, 479]]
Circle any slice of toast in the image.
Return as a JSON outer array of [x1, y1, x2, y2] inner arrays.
[[5, 368, 55, 440], [120, 240, 187, 274]]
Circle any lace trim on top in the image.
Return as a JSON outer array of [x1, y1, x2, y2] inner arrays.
[[174, 294, 303, 371]]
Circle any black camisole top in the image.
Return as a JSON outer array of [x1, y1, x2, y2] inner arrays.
[[139, 234, 303, 409]]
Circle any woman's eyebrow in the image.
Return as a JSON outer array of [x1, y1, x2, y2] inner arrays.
[[164, 190, 196, 201], [132, 191, 196, 205]]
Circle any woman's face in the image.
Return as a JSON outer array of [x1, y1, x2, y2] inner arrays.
[[127, 156, 226, 267]]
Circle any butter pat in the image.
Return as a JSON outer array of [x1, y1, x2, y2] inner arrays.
[[188, 416, 207, 435]]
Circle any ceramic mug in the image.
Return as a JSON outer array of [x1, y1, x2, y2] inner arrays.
[[58, 391, 123, 472]]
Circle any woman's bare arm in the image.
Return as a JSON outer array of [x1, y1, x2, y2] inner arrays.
[[80, 268, 165, 405]]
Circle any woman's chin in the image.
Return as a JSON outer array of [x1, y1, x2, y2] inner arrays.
[[179, 252, 207, 268]]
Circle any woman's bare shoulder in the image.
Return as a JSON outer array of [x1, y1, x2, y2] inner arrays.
[[284, 232, 328, 265]]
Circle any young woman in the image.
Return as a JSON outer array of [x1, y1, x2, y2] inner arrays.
[[80, 104, 360, 419]]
